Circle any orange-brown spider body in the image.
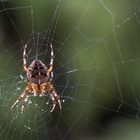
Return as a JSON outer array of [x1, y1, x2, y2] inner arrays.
[[11, 44, 62, 113]]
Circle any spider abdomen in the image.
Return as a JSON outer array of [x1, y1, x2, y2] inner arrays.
[[27, 60, 49, 84]]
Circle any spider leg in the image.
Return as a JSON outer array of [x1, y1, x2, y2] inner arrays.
[[47, 44, 54, 72], [49, 72, 53, 82], [52, 90, 62, 109], [21, 95, 29, 113], [40, 83, 47, 97], [23, 44, 28, 72], [47, 83, 62, 112], [50, 94, 56, 112], [11, 83, 32, 113], [11, 91, 26, 109], [50, 90, 62, 113]]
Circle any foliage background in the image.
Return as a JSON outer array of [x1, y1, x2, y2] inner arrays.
[[0, 0, 140, 140]]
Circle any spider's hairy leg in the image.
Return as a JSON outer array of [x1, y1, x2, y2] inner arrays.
[[31, 83, 41, 96], [21, 95, 29, 113], [23, 44, 28, 72], [50, 94, 56, 112], [11, 83, 32, 113], [47, 44, 54, 72], [40, 83, 47, 97], [50, 72, 54, 82], [47, 82, 62, 112], [52, 90, 62, 110], [11, 91, 26, 109], [50, 90, 62, 112]]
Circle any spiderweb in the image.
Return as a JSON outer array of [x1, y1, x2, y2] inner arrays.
[[0, 0, 140, 140]]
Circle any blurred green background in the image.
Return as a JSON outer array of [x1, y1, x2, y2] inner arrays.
[[0, 0, 140, 140]]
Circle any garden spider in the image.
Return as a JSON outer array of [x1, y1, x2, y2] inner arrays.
[[11, 44, 62, 113]]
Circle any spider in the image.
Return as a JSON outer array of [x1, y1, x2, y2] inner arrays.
[[11, 44, 62, 113]]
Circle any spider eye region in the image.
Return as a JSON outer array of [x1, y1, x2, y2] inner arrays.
[[27, 60, 49, 84]]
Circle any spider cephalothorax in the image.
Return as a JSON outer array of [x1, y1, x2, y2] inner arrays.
[[11, 44, 62, 113]]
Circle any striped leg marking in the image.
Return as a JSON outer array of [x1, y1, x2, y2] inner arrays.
[[23, 44, 28, 72], [48, 44, 54, 72], [49, 88, 62, 112], [50, 72, 54, 82], [50, 94, 56, 112], [11, 92, 26, 109], [53, 91, 62, 109], [21, 95, 29, 113], [11, 84, 32, 113]]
